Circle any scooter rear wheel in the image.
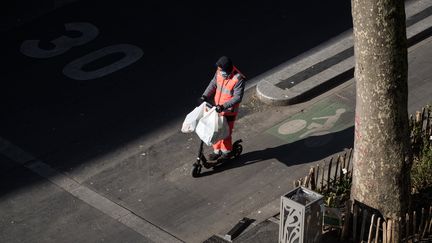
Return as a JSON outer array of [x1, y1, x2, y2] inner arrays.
[[233, 144, 243, 158], [192, 163, 202, 178]]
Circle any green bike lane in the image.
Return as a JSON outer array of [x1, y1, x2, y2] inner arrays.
[[267, 95, 354, 146]]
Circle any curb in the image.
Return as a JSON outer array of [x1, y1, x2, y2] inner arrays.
[[256, 0, 432, 106]]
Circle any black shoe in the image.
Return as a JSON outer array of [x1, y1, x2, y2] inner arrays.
[[220, 152, 232, 160], [208, 152, 221, 161]]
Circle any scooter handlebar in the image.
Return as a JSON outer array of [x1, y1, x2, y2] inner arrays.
[[202, 101, 223, 113], [204, 101, 215, 109]]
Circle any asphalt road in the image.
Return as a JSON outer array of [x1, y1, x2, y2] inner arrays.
[[0, 0, 352, 189]]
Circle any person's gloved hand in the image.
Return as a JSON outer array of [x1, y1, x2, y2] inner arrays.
[[197, 95, 207, 105], [216, 105, 224, 113]]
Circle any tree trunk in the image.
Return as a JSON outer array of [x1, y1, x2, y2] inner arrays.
[[351, 0, 412, 240]]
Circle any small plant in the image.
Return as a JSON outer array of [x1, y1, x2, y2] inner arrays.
[[411, 137, 432, 193], [409, 106, 432, 194], [321, 171, 352, 208]]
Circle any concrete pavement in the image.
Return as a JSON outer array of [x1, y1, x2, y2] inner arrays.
[[1, 0, 432, 243]]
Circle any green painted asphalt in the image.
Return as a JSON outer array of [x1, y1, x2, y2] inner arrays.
[[267, 97, 354, 144]]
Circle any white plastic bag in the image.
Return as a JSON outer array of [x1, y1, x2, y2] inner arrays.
[[195, 107, 218, 145], [195, 107, 230, 145], [210, 115, 230, 144], [181, 102, 206, 133]]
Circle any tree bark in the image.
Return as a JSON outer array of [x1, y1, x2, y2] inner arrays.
[[351, 0, 412, 237]]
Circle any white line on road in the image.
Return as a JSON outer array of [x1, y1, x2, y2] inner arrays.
[[0, 137, 183, 243]]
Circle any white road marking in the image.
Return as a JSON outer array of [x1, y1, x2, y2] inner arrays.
[[299, 108, 346, 138], [278, 119, 307, 135]]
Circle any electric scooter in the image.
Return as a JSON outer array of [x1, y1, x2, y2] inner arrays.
[[192, 139, 243, 177], [191, 103, 243, 177]]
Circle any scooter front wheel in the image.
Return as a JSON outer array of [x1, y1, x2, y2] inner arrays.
[[192, 163, 202, 178]]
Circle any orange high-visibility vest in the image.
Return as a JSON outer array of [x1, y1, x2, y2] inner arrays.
[[214, 66, 244, 116]]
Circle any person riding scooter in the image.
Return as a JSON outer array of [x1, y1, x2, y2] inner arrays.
[[198, 56, 246, 161]]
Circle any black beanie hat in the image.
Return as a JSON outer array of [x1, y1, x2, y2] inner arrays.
[[216, 56, 233, 73]]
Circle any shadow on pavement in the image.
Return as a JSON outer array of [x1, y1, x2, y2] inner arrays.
[[199, 126, 354, 177]]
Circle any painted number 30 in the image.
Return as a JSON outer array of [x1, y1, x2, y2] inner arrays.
[[20, 22, 143, 80]]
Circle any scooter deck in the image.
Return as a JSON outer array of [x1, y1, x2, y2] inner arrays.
[[203, 156, 233, 169]]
